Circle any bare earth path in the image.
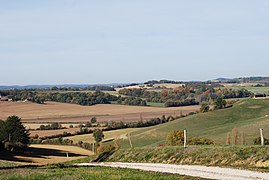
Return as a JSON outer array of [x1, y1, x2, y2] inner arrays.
[[77, 162, 269, 180]]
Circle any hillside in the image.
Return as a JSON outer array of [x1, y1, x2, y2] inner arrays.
[[118, 98, 269, 148]]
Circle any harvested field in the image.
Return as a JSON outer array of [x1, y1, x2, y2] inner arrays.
[[24, 123, 81, 130], [0, 145, 93, 165], [0, 101, 200, 123], [29, 128, 81, 137]]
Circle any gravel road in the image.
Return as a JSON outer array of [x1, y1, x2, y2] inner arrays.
[[77, 162, 269, 180]]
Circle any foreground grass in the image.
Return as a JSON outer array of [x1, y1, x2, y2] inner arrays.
[[0, 166, 206, 180], [108, 146, 269, 171]]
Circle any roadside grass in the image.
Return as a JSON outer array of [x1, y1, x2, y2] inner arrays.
[[0, 166, 206, 180], [119, 98, 269, 148], [108, 146, 269, 171]]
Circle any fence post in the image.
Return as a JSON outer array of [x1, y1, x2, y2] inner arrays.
[[128, 133, 133, 148], [184, 129, 187, 148], [260, 128, 264, 146]]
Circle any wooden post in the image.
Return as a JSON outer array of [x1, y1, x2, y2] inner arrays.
[[260, 128, 264, 146], [66, 152, 69, 158], [184, 130, 187, 148], [128, 133, 133, 148], [93, 142, 95, 154]]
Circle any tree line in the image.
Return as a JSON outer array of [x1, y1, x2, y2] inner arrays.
[[118, 87, 253, 107]]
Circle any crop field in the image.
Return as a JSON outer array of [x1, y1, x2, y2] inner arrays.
[[0, 101, 200, 123], [64, 128, 138, 144], [0, 145, 93, 165], [116, 98, 269, 148], [29, 128, 82, 137]]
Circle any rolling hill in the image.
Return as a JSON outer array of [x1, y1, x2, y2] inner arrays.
[[118, 98, 269, 148]]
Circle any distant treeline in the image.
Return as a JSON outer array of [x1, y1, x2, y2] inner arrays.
[[118, 87, 253, 107], [50, 85, 116, 91], [0, 89, 147, 106]]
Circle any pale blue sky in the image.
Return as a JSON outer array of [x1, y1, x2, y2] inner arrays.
[[1, 0, 269, 85]]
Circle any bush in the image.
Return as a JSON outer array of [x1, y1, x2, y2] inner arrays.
[[200, 102, 209, 113], [188, 137, 214, 145], [166, 130, 184, 146], [97, 145, 116, 154], [253, 137, 269, 145]]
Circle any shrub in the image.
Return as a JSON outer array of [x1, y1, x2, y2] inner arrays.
[[97, 145, 116, 154], [200, 102, 209, 113], [253, 137, 269, 145], [188, 137, 214, 145], [166, 130, 184, 146]]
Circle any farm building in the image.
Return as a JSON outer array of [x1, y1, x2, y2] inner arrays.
[[0, 96, 9, 101]]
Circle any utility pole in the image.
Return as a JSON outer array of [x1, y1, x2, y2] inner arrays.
[[260, 128, 264, 146]]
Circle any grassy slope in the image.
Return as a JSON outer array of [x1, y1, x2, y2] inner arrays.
[[65, 128, 138, 143], [108, 146, 269, 170], [0, 166, 206, 180], [119, 98, 269, 148]]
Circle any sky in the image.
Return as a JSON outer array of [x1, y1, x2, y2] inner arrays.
[[0, 0, 269, 85]]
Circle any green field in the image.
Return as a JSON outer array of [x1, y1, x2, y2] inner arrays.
[[0, 166, 206, 180], [221, 86, 269, 94], [147, 102, 165, 107], [116, 98, 269, 148]]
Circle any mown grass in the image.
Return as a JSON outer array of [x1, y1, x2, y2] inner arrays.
[[118, 98, 269, 148], [0, 166, 206, 180], [108, 146, 269, 171]]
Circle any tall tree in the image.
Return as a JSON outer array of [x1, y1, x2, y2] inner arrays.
[[93, 129, 104, 143], [0, 115, 30, 151]]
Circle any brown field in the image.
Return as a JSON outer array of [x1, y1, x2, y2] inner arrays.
[[0, 101, 200, 123], [24, 123, 82, 130], [29, 128, 81, 137], [0, 144, 93, 165]]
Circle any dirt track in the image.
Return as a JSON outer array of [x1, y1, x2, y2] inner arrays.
[[78, 162, 269, 180]]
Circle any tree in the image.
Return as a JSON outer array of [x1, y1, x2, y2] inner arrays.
[[0, 115, 30, 151], [213, 97, 226, 110], [165, 130, 184, 146], [91, 117, 97, 124], [93, 129, 104, 143], [85, 121, 92, 127], [200, 102, 209, 113]]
